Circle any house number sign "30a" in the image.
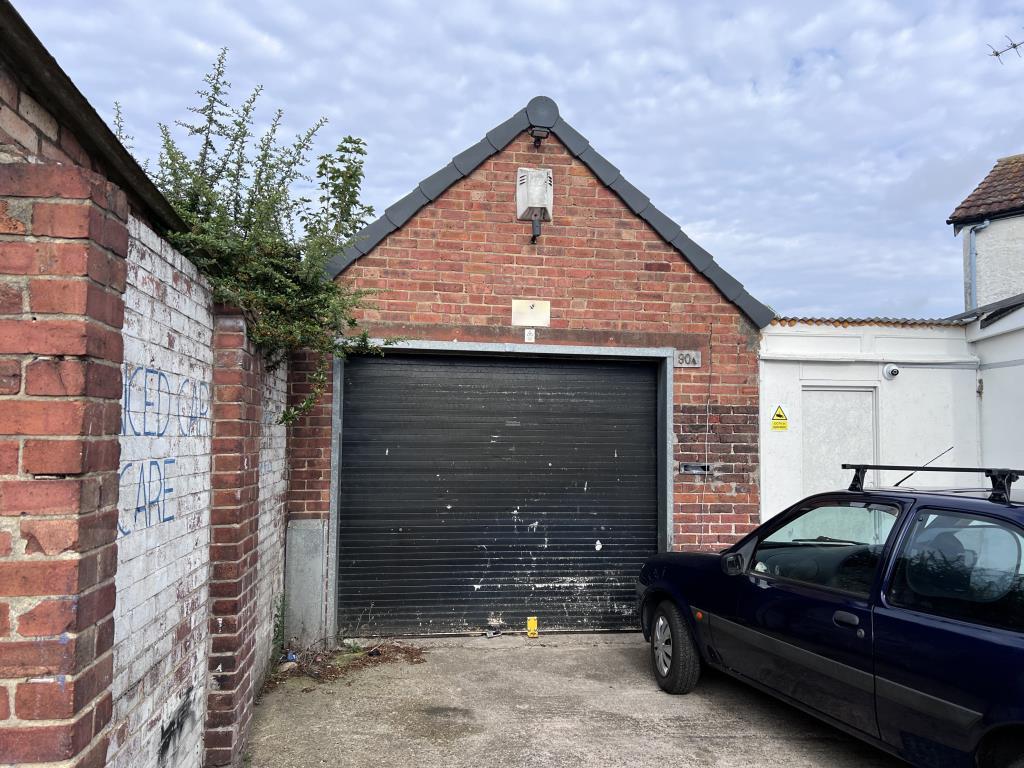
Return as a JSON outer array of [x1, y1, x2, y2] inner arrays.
[[675, 350, 702, 368]]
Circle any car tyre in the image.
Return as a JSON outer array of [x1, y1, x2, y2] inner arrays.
[[980, 732, 1024, 768], [650, 600, 700, 694]]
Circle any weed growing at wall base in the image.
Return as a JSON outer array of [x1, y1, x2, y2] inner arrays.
[[118, 49, 382, 423]]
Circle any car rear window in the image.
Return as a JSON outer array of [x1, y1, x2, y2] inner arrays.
[[886, 508, 1024, 633]]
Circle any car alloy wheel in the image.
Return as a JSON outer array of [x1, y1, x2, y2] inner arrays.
[[653, 614, 672, 677], [649, 601, 701, 694]]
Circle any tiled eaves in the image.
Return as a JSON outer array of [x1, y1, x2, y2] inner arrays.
[[772, 317, 968, 328], [326, 96, 775, 329], [773, 292, 1024, 329], [947, 153, 1024, 228]]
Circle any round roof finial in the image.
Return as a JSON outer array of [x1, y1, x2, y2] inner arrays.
[[526, 96, 559, 129]]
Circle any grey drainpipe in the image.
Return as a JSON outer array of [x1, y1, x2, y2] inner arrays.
[[967, 219, 990, 309]]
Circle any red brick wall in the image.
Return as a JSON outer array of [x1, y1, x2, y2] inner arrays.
[[1, 52, 292, 767], [327, 132, 760, 550], [0, 161, 127, 766], [206, 310, 263, 767], [286, 351, 333, 523], [0, 60, 99, 171]]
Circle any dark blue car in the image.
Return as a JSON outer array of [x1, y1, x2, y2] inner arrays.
[[637, 465, 1024, 768]]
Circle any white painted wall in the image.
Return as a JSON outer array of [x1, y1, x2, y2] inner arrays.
[[253, 365, 288, 689], [963, 215, 1024, 309], [969, 309, 1024, 468], [112, 217, 213, 768], [760, 323, 982, 518]]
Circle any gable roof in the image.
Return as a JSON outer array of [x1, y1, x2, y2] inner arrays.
[[948, 153, 1024, 229], [326, 96, 775, 329]]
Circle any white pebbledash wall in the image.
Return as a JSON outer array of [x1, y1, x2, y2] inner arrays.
[[965, 216, 1024, 309]]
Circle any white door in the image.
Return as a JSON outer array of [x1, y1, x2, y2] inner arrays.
[[801, 388, 876, 496]]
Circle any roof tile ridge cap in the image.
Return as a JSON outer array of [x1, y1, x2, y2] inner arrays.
[[327, 105, 535, 279], [328, 97, 776, 327], [486, 107, 530, 153], [542, 105, 773, 327]]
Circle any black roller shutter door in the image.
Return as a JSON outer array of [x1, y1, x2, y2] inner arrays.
[[337, 353, 659, 635]]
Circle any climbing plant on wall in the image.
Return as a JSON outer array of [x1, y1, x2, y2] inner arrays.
[[117, 49, 381, 423]]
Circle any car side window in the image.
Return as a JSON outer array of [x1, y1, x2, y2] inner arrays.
[[886, 509, 1024, 633], [751, 502, 900, 597]]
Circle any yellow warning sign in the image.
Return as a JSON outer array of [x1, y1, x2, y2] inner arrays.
[[770, 405, 789, 431]]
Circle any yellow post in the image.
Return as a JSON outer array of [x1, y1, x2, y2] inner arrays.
[[526, 616, 538, 638]]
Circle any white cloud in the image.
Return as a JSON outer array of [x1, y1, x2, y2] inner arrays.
[[14, 0, 1024, 317]]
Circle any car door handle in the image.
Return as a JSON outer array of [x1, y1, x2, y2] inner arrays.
[[833, 610, 860, 629]]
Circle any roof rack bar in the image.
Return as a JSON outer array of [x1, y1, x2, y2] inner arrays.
[[840, 464, 1023, 504], [986, 469, 1021, 504], [847, 466, 868, 493]]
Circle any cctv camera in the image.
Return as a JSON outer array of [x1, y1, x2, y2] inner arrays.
[[883, 364, 900, 380]]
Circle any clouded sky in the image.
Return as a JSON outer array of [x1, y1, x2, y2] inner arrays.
[[15, 0, 1024, 317]]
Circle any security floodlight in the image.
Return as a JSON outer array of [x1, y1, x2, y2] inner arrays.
[[516, 167, 553, 244]]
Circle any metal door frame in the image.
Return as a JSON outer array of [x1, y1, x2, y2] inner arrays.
[[326, 340, 677, 640]]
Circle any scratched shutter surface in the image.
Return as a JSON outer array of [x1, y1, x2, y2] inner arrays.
[[337, 354, 658, 635]]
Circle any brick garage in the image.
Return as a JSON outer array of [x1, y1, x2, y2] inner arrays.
[[286, 97, 773, 641]]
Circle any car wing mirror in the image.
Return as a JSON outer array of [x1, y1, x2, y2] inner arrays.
[[721, 552, 745, 576]]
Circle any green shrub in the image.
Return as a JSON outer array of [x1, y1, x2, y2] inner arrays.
[[122, 49, 382, 423]]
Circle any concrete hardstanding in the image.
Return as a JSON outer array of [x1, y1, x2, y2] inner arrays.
[[248, 634, 901, 768]]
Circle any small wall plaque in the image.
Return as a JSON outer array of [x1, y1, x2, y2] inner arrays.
[[675, 350, 702, 368], [512, 299, 550, 327]]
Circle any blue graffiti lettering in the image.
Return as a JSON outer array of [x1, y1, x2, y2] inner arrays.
[[157, 371, 170, 436], [198, 382, 209, 425], [123, 364, 142, 436], [121, 362, 210, 438], [118, 463, 133, 536], [162, 458, 175, 522], [120, 457, 178, 537], [146, 459, 163, 524], [133, 461, 149, 528], [177, 379, 192, 436], [119, 358, 209, 538]]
